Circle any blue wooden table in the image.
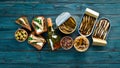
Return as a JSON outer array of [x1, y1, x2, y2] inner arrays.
[[0, 0, 120, 68]]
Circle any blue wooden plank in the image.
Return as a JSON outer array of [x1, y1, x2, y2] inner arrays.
[[1, 3, 120, 10], [0, 3, 120, 16], [0, 51, 119, 64], [0, 3, 120, 10], [36, 51, 120, 64], [0, 52, 40, 63], [0, 63, 120, 68], [0, 0, 120, 3]]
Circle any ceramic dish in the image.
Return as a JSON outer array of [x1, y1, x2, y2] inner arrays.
[[60, 36, 73, 50], [15, 28, 28, 42], [74, 36, 89, 52]]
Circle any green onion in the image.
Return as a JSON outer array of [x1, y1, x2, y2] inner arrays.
[[34, 18, 42, 25], [35, 26, 39, 30], [28, 37, 33, 40]]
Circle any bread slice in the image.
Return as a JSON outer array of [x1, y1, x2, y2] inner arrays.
[[28, 32, 46, 50], [32, 16, 47, 35], [16, 16, 31, 31]]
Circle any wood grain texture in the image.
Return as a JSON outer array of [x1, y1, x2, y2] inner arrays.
[[0, 0, 120, 68]]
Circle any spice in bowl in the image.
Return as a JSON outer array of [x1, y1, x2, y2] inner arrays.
[[60, 36, 73, 50], [74, 36, 89, 52], [15, 28, 28, 42]]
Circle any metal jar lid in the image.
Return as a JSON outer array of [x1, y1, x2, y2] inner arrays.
[[56, 12, 71, 26]]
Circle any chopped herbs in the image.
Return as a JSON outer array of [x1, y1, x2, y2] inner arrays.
[[32, 42, 37, 44], [35, 26, 39, 30], [34, 18, 42, 25], [28, 37, 37, 44], [28, 37, 33, 40]]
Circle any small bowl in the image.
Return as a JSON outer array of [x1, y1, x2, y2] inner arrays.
[[60, 36, 73, 50], [73, 36, 89, 52], [15, 28, 28, 42]]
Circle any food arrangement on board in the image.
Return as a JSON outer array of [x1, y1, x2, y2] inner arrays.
[[15, 8, 110, 52]]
